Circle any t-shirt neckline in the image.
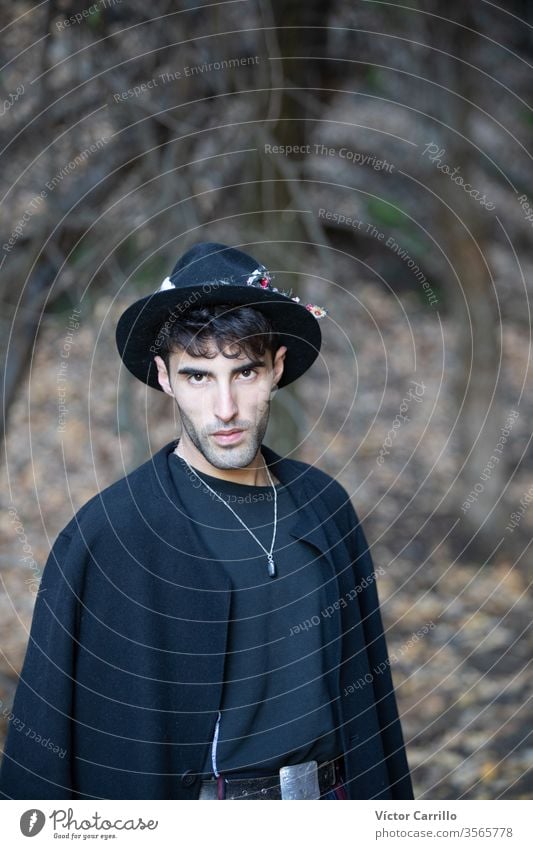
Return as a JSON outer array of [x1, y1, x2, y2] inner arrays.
[[169, 450, 283, 494]]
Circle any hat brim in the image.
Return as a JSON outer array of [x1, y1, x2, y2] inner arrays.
[[115, 285, 322, 391]]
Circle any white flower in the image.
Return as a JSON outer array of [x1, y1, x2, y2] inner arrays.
[[158, 277, 175, 291]]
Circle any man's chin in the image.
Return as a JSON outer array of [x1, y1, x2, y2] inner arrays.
[[203, 437, 259, 470]]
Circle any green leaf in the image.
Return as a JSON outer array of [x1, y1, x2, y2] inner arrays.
[[87, 10, 103, 30], [366, 198, 406, 228]]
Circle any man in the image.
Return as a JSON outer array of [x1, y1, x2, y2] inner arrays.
[[0, 242, 414, 801]]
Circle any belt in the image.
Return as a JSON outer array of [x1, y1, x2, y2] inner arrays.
[[199, 757, 342, 800]]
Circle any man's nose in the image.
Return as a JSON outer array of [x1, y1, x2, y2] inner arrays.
[[213, 383, 238, 422]]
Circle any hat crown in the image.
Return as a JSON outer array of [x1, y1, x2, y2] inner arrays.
[[167, 242, 265, 290]]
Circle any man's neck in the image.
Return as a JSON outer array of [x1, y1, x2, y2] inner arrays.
[[174, 439, 278, 486]]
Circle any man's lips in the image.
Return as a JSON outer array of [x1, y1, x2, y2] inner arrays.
[[211, 429, 245, 444]]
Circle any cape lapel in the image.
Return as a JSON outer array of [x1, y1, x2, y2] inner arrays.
[[261, 443, 352, 582]]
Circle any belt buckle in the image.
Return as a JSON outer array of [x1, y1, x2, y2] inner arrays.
[[279, 760, 320, 800]]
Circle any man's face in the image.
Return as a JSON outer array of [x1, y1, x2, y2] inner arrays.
[[154, 341, 287, 471]]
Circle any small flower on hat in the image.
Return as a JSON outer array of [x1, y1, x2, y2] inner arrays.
[[244, 266, 327, 319], [305, 303, 328, 318], [246, 267, 272, 289], [159, 276, 175, 291]]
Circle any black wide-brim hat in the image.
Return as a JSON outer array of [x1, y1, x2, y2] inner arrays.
[[116, 242, 327, 391]]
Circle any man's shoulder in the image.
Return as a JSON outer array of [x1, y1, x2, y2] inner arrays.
[[266, 445, 356, 517], [58, 441, 172, 541]]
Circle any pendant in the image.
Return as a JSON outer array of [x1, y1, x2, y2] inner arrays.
[[267, 554, 276, 578]]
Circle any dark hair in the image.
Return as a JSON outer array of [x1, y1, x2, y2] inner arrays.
[[158, 304, 282, 372]]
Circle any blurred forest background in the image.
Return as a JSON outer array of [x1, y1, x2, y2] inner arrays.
[[1, 0, 532, 799]]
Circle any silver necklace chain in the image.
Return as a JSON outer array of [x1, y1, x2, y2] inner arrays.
[[175, 446, 278, 578]]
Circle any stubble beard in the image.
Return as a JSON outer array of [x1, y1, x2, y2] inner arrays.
[[177, 400, 271, 470]]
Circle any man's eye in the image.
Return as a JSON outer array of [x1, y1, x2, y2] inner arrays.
[[188, 373, 206, 384], [239, 368, 256, 379]]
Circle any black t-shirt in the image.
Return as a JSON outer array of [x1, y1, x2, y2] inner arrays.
[[168, 450, 343, 778]]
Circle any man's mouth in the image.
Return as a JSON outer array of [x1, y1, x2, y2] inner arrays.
[[211, 429, 245, 445]]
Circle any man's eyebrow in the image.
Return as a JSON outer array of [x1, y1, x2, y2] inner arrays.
[[176, 359, 267, 376]]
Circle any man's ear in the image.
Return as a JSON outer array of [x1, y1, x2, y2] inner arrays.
[[272, 345, 287, 389], [154, 355, 175, 397]]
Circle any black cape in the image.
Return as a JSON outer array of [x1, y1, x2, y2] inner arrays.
[[0, 439, 414, 800]]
